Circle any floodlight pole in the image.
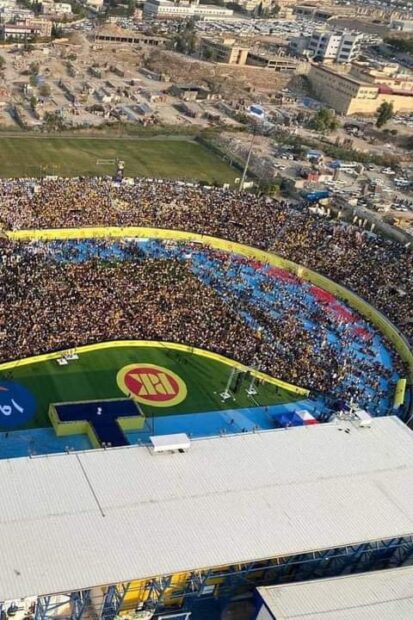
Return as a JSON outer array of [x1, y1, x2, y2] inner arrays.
[[239, 112, 265, 192], [239, 131, 257, 193]]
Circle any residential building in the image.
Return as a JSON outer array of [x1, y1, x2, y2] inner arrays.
[[41, 2, 72, 15], [26, 17, 52, 37], [277, 5, 295, 19], [310, 31, 362, 63], [1, 17, 52, 41], [308, 62, 413, 115], [143, 0, 233, 20], [290, 30, 363, 63], [0, 6, 34, 21]]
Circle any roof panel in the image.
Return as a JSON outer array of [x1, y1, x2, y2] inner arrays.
[[0, 418, 412, 600], [258, 566, 413, 619]]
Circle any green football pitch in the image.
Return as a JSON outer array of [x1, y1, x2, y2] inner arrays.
[[0, 135, 236, 184], [0, 344, 301, 431]]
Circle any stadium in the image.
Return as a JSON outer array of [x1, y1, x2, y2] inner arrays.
[[0, 177, 412, 620]]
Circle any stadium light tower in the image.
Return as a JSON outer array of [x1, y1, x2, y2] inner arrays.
[[239, 105, 266, 192]]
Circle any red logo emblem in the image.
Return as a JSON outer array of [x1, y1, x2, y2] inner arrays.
[[117, 364, 187, 407]]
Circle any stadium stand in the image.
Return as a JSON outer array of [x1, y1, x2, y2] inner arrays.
[[0, 239, 404, 416], [0, 177, 411, 342]]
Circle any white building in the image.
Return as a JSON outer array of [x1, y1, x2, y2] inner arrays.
[[41, 1, 72, 15], [143, 0, 233, 20], [291, 30, 363, 63], [85, 0, 104, 11]]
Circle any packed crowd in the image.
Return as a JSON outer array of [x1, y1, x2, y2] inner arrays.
[[0, 239, 403, 411], [0, 177, 411, 343]]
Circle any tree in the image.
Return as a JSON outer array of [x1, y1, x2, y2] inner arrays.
[[30, 95, 38, 110], [0, 56, 5, 70], [385, 37, 413, 55], [51, 23, 63, 39], [127, 0, 136, 15], [309, 107, 340, 134], [38, 83, 51, 98], [43, 111, 65, 131], [376, 101, 394, 128], [174, 21, 197, 55], [30, 62, 40, 75]]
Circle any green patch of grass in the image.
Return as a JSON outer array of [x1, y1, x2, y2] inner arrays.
[[0, 345, 301, 430], [0, 136, 237, 183]]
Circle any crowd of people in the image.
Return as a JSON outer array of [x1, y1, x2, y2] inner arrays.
[[0, 177, 411, 344], [0, 238, 404, 412]]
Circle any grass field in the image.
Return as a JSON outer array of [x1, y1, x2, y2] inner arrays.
[[0, 135, 237, 183], [0, 345, 300, 431]]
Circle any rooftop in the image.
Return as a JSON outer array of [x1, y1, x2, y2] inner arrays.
[[0, 417, 413, 600], [257, 565, 413, 619]]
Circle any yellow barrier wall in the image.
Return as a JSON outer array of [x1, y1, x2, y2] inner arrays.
[[5, 226, 412, 386], [394, 378, 407, 409], [0, 340, 309, 397]]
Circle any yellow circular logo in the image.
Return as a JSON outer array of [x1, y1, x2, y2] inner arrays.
[[117, 364, 187, 408]]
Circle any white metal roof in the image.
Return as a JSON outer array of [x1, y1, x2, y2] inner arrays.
[[257, 566, 413, 619], [0, 417, 413, 600]]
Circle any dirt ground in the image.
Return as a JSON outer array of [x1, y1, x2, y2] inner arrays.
[[145, 48, 289, 102]]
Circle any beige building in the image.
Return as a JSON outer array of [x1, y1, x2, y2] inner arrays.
[[308, 62, 413, 115], [85, 0, 105, 10], [246, 49, 299, 72], [94, 26, 166, 47], [201, 37, 299, 72], [201, 37, 249, 65]]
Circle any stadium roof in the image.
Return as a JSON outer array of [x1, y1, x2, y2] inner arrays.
[[1, 417, 413, 600], [257, 566, 413, 619]]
